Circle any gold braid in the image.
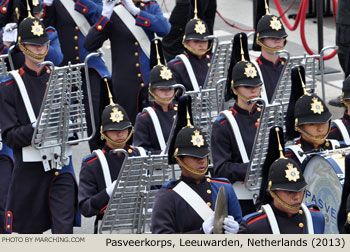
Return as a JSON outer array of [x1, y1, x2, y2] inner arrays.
[[268, 187, 304, 211], [256, 33, 287, 52], [183, 41, 212, 56], [100, 127, 134, 148], [174, 149, 209, 175], [295, 121, 331, 142], [18, 43, 48, 60], [149, 87, 175, 104]]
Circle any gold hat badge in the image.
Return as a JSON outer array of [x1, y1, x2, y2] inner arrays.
[[194, 20, 206, 34], [285, 162, 300, 182], [110, 107, 124, 123], [270, 16, 282, 31], [32, 0, 39, 6], [244, 63, 257, 78], [191, 130, 204, 147], [31, 20, 44, 36], [310, 97, 324, 114], [160, 66, 172, 80]]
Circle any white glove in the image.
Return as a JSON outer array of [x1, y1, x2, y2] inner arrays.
[[122, 0, 140, 16], [105, 180, 117, 197], [43, 0, 54, 6], [223, 215, 239, 234], [102, 0, 118, 19], [202, 213, 214, 234], [31, 120, 37, 129], [2, 23, 17, 43]]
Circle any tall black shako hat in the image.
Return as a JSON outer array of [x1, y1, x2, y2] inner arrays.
[[341, 75, 350, 103], [225, 33, 262, 101], [253, 0, 287, 51], [168, 95, 209, 165], [285, 66, 332, 141], [259, 126, 307, 205]]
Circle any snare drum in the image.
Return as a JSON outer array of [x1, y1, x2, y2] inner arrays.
[[301, 153, 344, 234]]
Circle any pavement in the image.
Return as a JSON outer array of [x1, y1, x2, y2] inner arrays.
[[69, 0, 344, 234]]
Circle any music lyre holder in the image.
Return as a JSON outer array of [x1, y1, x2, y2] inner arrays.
[[31, 52, 98, 171]]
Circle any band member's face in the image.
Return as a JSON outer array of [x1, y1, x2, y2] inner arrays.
[[105, 128, 129, 143], [153, 88, 175, 104], [300, 122, 329, 145], [185, 40, 209, 54], [262, 37, 285, 50], [181, 156, 208, 180], [273, 190, 305, 215], [236, 86, 261, 102], [23, 44, 47, 64]]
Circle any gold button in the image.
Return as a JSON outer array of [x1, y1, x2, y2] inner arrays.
[[140, 83, 145, 87], [140, 3, 144, 6], [103, 210, 106, 213], [97, 25, 102, 31], [207, 189, 211, 194], [75, 46, 79, 51], [144, 21, 148, 25], [207, 63, 210, 67], [75, 26, 79, 31], [74, 36, 78, 40], [206, 202, 211, 207], [258, 210, 263, 213], [136, 63, 140, 67], [299, 223, 304, 228], [134, 52, 139, 57], [297, 143, 302, 147], [206, 55, 210, 59], [54, 171, 59, 176], [7, 213, 10, 217], [299, 210, 303, 215], [134, 42, 139, 46], [257, 118, 260, 122], [281, 61, 285, 65], [83, 8, 86, 12], [46, 69, 50, 74], [46, 82, 49, 86], [206, 178, 211, 182], [257, 107, 261, 112], [137, 73, 142, 78], [174, 106, 178, 111], [7, 225, 10, 229], [173, 115, 176, 119], [128, 149, 132, 153], [2, 7, 6, 12], [325, 141, 330, 147], [76, 56, 80, 61]]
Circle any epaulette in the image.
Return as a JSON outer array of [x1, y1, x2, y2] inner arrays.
[[1, 75, 15, 86], [82, 153, 98, 163], [209, 177, 231, 185], [168, 58, 182, 66], [329, 124, 337, 133], [127, 145, 141, 156], [215, 115, 227, 124], [161, 178, 180, 189], [306, 203, 320, 212], [242, 210, 266, 224], [140, 112, 147, 117]]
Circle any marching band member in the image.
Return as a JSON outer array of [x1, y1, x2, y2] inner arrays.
[[133, 39, 178, 154], [42, 0, 111, 151], [285, 66, 342, 165], [79, 86, 144, 233], [84, 0, 170, 124], [239, 127, 325, 234], [211, 33, 262, 215], [151, 95, 242, 234], [329, 75, 350, 145], [167, 1, 212, 92], [253, 0, 288, 103], [0, 15, 78, 234]]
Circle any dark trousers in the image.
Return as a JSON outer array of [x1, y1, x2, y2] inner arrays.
[[0, 155, 13, 234], [50, 173, 77, 234]]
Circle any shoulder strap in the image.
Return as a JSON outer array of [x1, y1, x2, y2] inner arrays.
[[134, 146, 147, 157], [261, 204, 280, 234], [328, 139, 340, 149], [114, 5, 150, 58], [172, 181, 213, 221], [332, 119, 350, 145], [9, 70, 36, 123], [93, 149, 112, 188], [220, 110, 249, 163], [286, 145, 306, 164], [61, 0, 91, 37], [176, 54, 200, 92], [301, 203, 314, 234], [251, 60, 268, 104], [143, 107, 166, 154]]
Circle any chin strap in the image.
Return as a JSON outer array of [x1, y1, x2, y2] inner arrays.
[[18, 43, 48, 60], [183, 41, 212, 56], [295, 121, 331, 142], [268, 187, 304, 212], [174, 149, 209, 175], [232, 87, 262, 103], [100, 126, 134, 149], [256, 34, 287, 52], [149, 88, 175, 104]]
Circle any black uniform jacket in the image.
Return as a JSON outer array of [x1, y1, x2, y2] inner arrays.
[[133, 103, 177, 154], [211, 103, 261, 183]]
